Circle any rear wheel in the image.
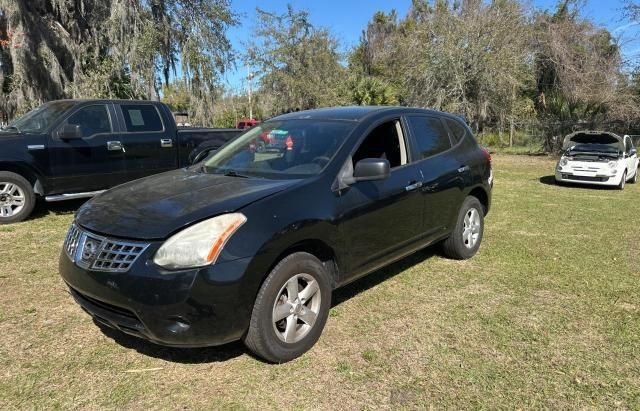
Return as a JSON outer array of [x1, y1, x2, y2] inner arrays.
[[618, 171, 627, 190], [630, 169, 638, 184], [243, 252, 331, 363], [442, 196, 484, 260], [0, 172, 35, 224]]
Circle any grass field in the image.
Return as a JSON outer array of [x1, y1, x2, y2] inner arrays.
[[1, 155, 639, 409]]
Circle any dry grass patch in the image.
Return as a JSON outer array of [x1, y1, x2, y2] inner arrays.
[[1, 155, 639, 409]]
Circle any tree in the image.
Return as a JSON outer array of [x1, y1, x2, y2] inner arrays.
[[0, 0, 237, 122], [248, 5, 346, 116]]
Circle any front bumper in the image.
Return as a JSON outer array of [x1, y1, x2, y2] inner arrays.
[[554, 170, 621, 186], [59, 246, 255, 347]]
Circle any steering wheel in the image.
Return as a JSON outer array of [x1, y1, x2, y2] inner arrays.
[[312, 156, 331, 167]]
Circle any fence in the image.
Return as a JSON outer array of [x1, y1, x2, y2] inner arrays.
[[475, 120, 640, 153]]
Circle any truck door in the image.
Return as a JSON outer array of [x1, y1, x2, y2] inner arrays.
[[116, 103, 178, 181], [48, 103, 126, 194]]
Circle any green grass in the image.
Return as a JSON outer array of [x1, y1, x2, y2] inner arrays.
[[1, 155, 639, 409]]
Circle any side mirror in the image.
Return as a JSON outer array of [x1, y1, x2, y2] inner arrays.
[[58, 124, 82, 140], [352, 158, 390, 182]]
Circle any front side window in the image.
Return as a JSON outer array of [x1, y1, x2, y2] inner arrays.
[[121, 105, 164, 132], [65, 105, 112, 138], [407, 115, 452, 159], [352, 120, 407, 169], [203, 119, 355, 179]]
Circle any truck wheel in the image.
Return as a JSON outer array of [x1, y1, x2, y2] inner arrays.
[[243, 252, 331, 363], [441, 196, 484, 260], [0, 171, 36, 224]]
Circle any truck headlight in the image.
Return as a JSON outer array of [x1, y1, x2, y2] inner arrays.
[[154, 213, 247, 270]]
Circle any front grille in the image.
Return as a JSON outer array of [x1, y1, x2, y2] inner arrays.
[[63, 223, 149, 273], [562, 174, 609, 182]]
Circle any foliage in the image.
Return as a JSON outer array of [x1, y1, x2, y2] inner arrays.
[[247, 5, 346, 117], [350, 76, 398, 106]]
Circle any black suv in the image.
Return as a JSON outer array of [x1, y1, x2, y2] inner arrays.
[[59, 106, 492, 363]]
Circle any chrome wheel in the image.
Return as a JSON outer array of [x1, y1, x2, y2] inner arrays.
[[272, 273, 322, 344], [462, 207, 481, 249], [0, 182, 26, 218]]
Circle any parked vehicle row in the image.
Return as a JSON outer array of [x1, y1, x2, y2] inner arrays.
[[58, 106, 493, 363], [0, 100, 241, 223]]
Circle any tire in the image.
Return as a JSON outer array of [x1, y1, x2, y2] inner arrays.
[[243, 252, 332, 363], [0, 171, 36, 224], [630, 169, 638, 184], [618, 171, 627, 190], [442, 196, 484, 260]]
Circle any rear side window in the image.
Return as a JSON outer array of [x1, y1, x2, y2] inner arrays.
[[445, 118, 467, 144], [406, 115, 452, 159], [121, 105, 164, 132]]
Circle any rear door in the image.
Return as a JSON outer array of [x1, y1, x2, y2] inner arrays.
[[404, 114, 464, 238], [116, 103, 178, 181], [48, 103, 125, 194]]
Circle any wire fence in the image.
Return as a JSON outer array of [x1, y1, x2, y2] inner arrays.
[[475, 119, 639, 153]]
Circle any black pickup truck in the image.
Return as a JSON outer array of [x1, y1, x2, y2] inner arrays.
[[0, 100, 242, 223]]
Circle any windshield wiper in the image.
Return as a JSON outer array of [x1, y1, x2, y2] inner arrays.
[[223, 170, 250, 178]]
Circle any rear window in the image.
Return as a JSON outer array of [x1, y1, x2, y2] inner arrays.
[[121, 105, 164, 132], [406, 115, 452, 159]]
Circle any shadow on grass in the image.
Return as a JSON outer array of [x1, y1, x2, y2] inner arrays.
[[95, 246, 439, 363], [539, 175, 617, 190], [29, 198, 88, 220]]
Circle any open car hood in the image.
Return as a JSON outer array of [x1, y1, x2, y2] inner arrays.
[[562, 131, 624, 151]]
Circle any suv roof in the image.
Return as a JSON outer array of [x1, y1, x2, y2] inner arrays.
[[272, 106, 462, 123]]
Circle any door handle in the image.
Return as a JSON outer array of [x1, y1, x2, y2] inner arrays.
[[160, 139, 173, 148], [405, 181, 423, 192], [457, 165, 470, 173], [107, 141, 125, 153]]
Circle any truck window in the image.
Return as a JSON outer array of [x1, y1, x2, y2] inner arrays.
[[65, 105, 112, 138], [121, 105, 164, 132], [406, 115, 452, 159]]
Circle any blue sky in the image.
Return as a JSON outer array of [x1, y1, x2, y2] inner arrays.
[[222, 0, 640, 91]]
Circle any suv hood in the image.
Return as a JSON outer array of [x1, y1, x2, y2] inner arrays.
[[75, 168, 298, 240]]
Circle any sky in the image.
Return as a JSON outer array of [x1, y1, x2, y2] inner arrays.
[[222, 0, 640, 91]]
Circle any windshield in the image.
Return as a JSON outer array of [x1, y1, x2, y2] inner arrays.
[[2, 101, 76, 133], [203, 119, 355, 179], [568, 143, 620, 156]]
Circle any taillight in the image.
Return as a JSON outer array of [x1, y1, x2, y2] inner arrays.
[[285, 136, 293, 150], [481, 147, 492, 165]]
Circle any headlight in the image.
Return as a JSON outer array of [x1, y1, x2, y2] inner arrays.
[[608, 161, 617, 169], [559, 158, 568, 167], [154, 213, 247, 270]]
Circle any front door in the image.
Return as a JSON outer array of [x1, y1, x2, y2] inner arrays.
[[336, 119, 425, 280], [48, 103, 125, 194]]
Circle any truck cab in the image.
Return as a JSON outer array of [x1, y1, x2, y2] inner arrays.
[[0, 100, 241, 224]]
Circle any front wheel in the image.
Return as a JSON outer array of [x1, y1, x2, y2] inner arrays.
[[442, 196, 484, 260], [243, 252, 332, 363], [0, 172, 36, 224], [618, 171, 627, 190]]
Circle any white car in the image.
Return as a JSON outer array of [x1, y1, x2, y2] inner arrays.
[[555, 131, 639, 190]]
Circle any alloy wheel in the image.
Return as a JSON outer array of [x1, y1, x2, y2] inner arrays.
[[272, 273, 322, 344], [462, 207, 481, 249], [0, 182, 26, 218]]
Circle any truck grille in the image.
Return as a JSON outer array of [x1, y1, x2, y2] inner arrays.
[[63, 223, 149, 273]]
